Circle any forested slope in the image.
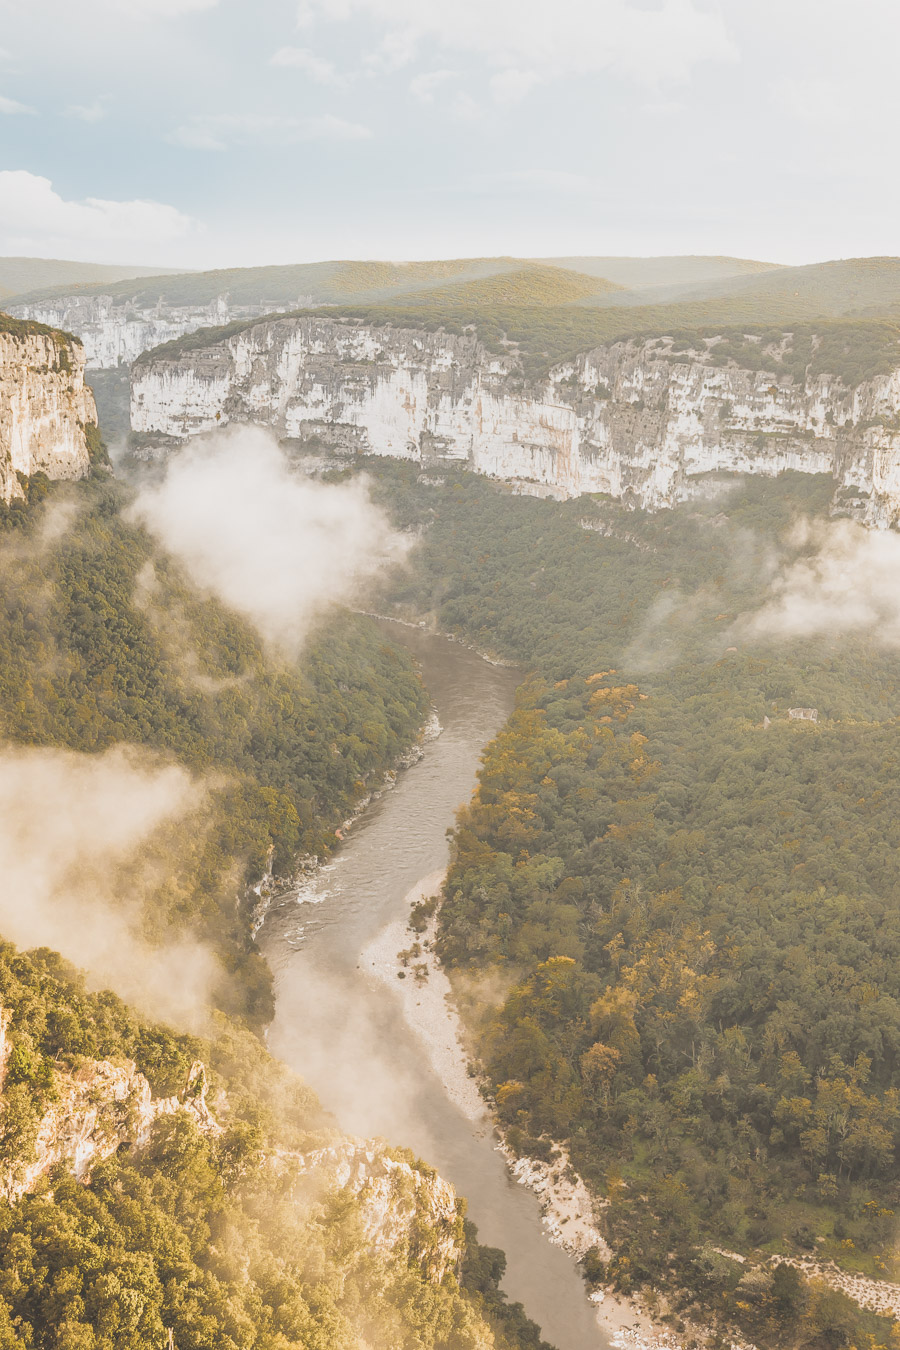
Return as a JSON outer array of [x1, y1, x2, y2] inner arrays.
[[0, 456, 555, 1349], [0, 940, 546, 1350], [367, 462, 900, 1347], [0, 469, 428, 1027]]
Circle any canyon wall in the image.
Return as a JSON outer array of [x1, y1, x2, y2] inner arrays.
[[9, 295, 305, 370], [0, 324, 96, 502], [130, 315, 900, 524]]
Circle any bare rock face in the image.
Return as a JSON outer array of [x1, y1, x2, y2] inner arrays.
[[131, 315, 900, 525], [0, 325, 96, 501], [8, 295, 296, 370], [0, 1009, 463, 1287], [0, 1035, 221, 1204], [291, 1142, 464, 1282]]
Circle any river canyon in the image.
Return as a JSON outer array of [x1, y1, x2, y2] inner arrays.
[[260, 622, 612, 1350]]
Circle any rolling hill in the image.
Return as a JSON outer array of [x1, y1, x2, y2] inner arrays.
[[655, 256, 900, 315], [0, 256, 185, 302], [6, 255, 769, 310]]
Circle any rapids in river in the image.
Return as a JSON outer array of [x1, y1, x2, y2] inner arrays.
[[260, 622, 610, 1350]]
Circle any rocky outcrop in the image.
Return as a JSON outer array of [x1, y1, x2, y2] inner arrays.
[[0, 1012, 462, 1285], [290, 1142, 464, 1282], [0, 1045, 219, 1202], [0, 322, 96, 501], [130, 316, 900, 525], [9, 295, 303, 370]]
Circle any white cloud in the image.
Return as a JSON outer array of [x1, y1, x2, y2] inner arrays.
[[97, 0, 219, 13], [738, 518, 900, 647], [129, 428, 405, 654], [451, 92, 481, 122], [409, 69, 456, 102], [300, 0, 737, 86], [66, 98, 109, 122], [0, 94, 34, 114], [489, 68, 540, 105], [170, 111, 372, 150], [0, 170, 197, 258], [271, 45, 346, 85], [0, 742, 217, 1027]]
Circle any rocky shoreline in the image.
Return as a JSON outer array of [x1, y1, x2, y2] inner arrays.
[[363, 869, 695, 1350]]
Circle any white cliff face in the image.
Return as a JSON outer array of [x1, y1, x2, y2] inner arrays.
[[0, 327, 96, 501], [290, 1142, 464, 1282], [0, 1014, 463, 1284], [9, 295, 303, 370], [0, 1049, 219, 1203], [130, 316, 900, 525]]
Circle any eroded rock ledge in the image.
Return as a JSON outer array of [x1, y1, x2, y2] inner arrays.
[[0, 1009, 463, 1283], [0, 323, 96, 502], [132, 316, 900, 524]]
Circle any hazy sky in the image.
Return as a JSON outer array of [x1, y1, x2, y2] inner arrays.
[[0, 0, 894, 269]]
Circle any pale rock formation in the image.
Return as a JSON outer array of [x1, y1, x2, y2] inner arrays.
[[9, 295, 304, 370], [0, 1037, 220, 1203], [0, 325, 96, 501], [128, 316, 900, 526], [0, 1008, 462, 1285], [290, 1141, 464, 1281]]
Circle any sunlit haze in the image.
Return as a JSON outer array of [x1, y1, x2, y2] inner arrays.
[[0, 0, 895, 268]]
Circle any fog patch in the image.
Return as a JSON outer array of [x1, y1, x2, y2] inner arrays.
[[133, 559, 250, 693], [622, 588, 710, 672], [0, 743, 217, 1027], [128, 427, 405, 655], [736, 517, 900, 645]]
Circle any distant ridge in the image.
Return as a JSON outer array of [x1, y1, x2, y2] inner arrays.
[[0, 256, 186, 302], [661, 256, 900, 314], [391, 264, 624, 309], [6, 254, 773, 310], [538, 254, 782, 290]]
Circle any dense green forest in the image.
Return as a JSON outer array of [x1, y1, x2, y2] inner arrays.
[[363, 461, 900, 1346], [0, 471, 428, 1026], [0, 940, 546, 1350], [0, 462, 554, 1350]]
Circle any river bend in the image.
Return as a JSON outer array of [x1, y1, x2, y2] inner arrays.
[[260, 622, 609, 1350]]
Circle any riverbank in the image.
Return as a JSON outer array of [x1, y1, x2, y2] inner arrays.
[[363, 870, 693, 1350], [250, 708, 442, 936], [361, 608, 519, 669]]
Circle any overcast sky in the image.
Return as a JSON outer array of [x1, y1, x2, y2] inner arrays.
[[0, 0, 894, 270]]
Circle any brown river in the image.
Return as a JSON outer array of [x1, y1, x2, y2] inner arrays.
[[259, 621, 611, 1350]]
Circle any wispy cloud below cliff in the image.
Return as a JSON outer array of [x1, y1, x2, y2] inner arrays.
[[737, 517, 900, 645], [129, 427, 404, 654], [0, 743, 216, 1026]]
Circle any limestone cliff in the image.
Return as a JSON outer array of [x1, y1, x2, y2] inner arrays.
[[0, 1012, 462, 1284], [9, 294, 302, 370], [0, 320, 96, 501], [130, 315, 900, 525]]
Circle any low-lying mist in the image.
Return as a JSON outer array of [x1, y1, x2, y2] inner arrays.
[[0, 743, 217, 1028], [737, 516, 900, 645], [129, 427, 405, 655]]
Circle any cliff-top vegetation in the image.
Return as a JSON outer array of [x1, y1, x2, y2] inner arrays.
[[0, 310, 79, 346]]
